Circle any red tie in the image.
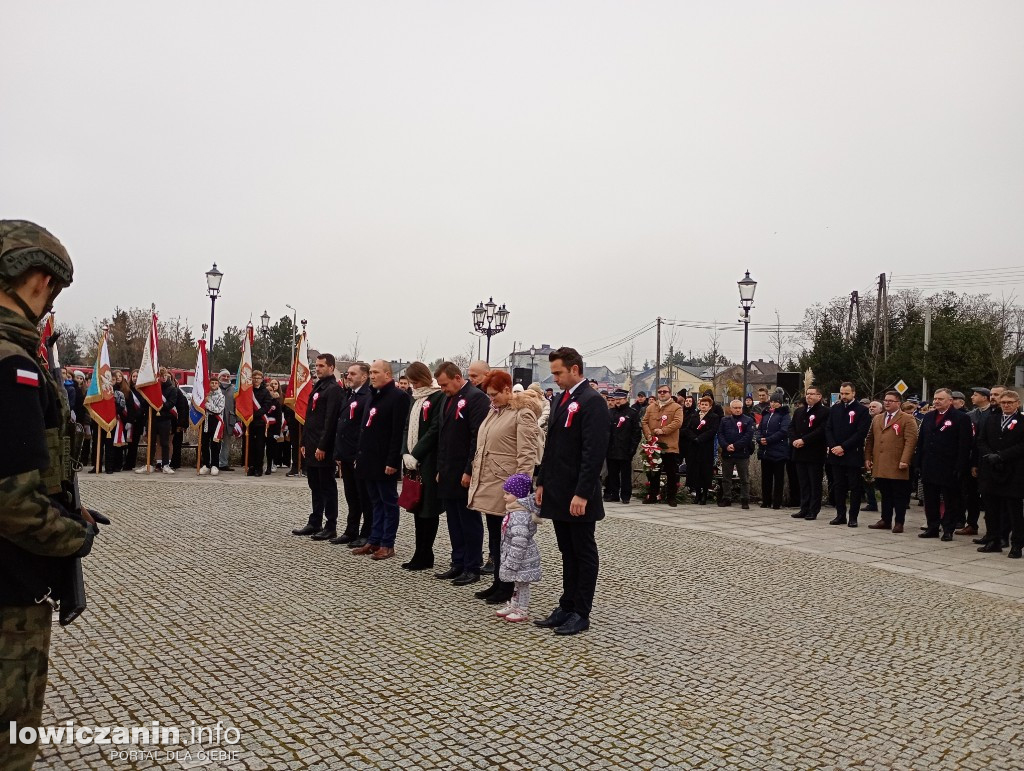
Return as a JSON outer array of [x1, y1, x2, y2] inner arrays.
[[560, 390, 570, 406], [935, 410, 943, 425]]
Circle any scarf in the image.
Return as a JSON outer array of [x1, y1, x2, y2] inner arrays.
[[407, 383, 441, 454], [0, 306, 44, 358]]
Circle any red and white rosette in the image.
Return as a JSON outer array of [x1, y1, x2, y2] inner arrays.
[[848, 409, 855, 425], [940, 418, 952, 432], [311, 391, 320, 411], [349, 400, 358, 420], [422, 400, 432, 421], [565, 401, 580, 428], [616, 416, 626, 428], [455, 398, 467, 420], [736, 420, 743, 433], [808, 414, 815, 426], [697, 419, 706, 430], [893, 422, 901, 436], [660, 414, 668, 426], [366, 407, 377, 427], [1009, 419, 1018, 431]]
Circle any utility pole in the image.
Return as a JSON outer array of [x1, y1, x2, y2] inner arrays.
[[872, 275, 884, 360], [844, 291, 860, 343], [882, 274, 890, 359], [667, 344, 674, 395], [922, 303, 932, 400], [655, 317, 662, 394]]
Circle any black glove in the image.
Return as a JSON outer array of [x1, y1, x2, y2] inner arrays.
[[73, 523, 97, 558], [87, 509, 111, 527], [984, 453, 1001, 465]]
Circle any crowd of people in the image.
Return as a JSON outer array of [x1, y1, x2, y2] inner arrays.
[[621, 382, 1023, 559]]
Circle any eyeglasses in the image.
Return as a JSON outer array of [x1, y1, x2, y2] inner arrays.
[[657, 390, 670, 395]]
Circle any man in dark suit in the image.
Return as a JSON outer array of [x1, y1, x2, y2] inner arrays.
[[916, 388, 973, 540], [789, 385, 830, 520], [534, 347, 610, 636], [291, 354, 344, 539], [976, 389, 1024, 557], [825, 381, 871, 527], [332, 361, 374, 547], [351, 360, 412, 561], [432, 361, 490, 586]]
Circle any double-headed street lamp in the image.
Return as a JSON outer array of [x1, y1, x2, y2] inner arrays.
[[529, 345, 537, 383], [737, 270, 758, 401], [472, 297, 509, 365], [205, 263, 224, 350], [260, 310, 271, 371]]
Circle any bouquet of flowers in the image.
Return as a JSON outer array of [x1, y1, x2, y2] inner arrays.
[[640, 434, 667, 473]]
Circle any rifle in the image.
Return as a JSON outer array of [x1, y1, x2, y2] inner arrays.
[[44, 329, 88, 626]]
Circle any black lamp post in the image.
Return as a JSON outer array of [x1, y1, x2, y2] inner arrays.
[[737, 270, 758, 402], [205, 263, 223, 350], [472, 297, 509, 365], [529, 345, 537, 384], [259, 310, 271, 371]]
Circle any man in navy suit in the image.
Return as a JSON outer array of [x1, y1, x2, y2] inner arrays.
[[825, 381, 871, 527], [534, 347, 610, 636], [916, 387, 973, 540]]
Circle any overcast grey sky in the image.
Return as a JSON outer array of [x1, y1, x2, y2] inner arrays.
[[3, 1, 1022, 369]]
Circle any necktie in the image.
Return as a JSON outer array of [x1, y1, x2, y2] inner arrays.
[[935, 410, 944, 425], [1003, 415, 1013, 431], [560, 390, 570, 406]]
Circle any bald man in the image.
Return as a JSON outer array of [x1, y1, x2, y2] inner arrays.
[[467, 361, 490, 388]]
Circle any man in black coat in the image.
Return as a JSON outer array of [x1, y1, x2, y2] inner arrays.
[[825, 381, 871, 526], [535, 347, 610, 636], [350, 360, 411, 561], [604, 388, 641, 504], [718, 399, 755, 508], [789, 385, 830, 520], [331, 361, 374, 547], [170, 378, 189, 469], [246, 371, 272, 477], [916, 388, 973, 540], [432, 361, 490, 585], [976, 389, 1024, 557], [292, 354, 344, 539]]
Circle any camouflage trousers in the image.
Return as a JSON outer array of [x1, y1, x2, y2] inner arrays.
[[1, 605, 51, 771]]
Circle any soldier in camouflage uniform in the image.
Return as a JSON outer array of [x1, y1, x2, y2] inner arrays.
[[0, 220, 101, 771]]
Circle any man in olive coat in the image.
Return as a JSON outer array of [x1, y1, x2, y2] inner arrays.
[[534, 347, 610, 636], [865, 390, 920, 533]]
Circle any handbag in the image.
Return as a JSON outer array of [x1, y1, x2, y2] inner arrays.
[[398, 472, 423, 513]]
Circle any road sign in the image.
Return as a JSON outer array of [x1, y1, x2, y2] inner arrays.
[[894, 379, 909, 395]]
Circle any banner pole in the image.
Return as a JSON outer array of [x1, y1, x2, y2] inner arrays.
[[244, 425, 249, 473], [197, 415, 204, 474], [145, 409, 153, 471], [95, 427, 103, 475], [298, 426, 303, 474]]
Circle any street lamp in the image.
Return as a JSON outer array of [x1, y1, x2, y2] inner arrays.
[[471, 296, 509, 364], [260, 310, 271, 371], [205, 263, 223, 350], [529, 345, 537, 384], [737, 270, 758, 401]]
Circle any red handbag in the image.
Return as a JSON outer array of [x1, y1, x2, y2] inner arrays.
[[398, 472, 423, 513]]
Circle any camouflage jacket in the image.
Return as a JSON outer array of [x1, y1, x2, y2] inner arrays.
[[0, 307, 87, 606]]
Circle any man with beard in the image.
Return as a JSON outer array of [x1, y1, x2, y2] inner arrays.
[[604, 389, 641, 504]]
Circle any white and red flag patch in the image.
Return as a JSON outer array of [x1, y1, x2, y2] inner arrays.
[[16, 368, 39, 387]]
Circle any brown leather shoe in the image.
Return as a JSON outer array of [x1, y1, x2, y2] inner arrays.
[[371, 547, 395, 561], [892, 524, 904, 534], [867, 519, 889, 530], [954, 525, 978, 536], [351, 543, 378, 555]]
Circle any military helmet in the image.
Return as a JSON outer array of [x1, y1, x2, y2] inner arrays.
[[0, 219, 74, 288]]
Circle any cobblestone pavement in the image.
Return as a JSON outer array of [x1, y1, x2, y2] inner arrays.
[[33, 475, 1024, 770]]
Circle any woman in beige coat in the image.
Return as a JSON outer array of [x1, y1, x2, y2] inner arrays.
[[468, 370, 542, 604]]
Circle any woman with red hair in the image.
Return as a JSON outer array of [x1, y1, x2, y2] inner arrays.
[[467, 370, 543, 606]]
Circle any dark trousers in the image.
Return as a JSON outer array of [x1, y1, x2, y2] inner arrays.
[[961, 472, 981, 528], [366, 477, 400, 548], [288, 417, 301, 473], [863, 481, 878, 510], [923, 482, 961, 535], [875, 477, 911, 525], [339, 459, 372, 538], [150, 419, 171, 466], [485, 514, 512, 590], [982, 494, 1004, 541], [760, 458, 786, 507], [604, 457, 633, 502], [649, 452, 680, 500], [999, 496, 1023, 549], [306, 465, 338, 531], [124, 434, 140, 470], [831, 464, 863, 520], [102, 435, 123, 473], [688, 452, 714, 497], [786, 461, 801, 506], [247, 428, 266, 473], [795, 462, 824, 517], [824, 463, 835, 505], [200, 419, 221, 468], [411, 515, 439, 566], [983, 494, 1020, 545], [276, 440, 291, 468], [442, 493, 483, 574], [171, 428, 184, 468], [553, 520, 599, 619], [721, 456, 750, 502]]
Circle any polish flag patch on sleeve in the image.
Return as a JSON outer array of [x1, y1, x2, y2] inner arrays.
[[16, 368, 39, 387]]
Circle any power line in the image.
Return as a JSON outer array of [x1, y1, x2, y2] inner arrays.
[[582, 322, 657, 358]]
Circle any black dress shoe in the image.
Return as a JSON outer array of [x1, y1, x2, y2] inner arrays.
[[972, 537, 990, 545], [741, 501, 750, 510], [828, 517, 847, 526], [348, 537, 368, 549], [1008, 548, 1022, 559], [771, 504, 781, 510], [554, 613, 590, 636], [329, 534, 354, 545], [452, 571, 480, 586], [291, 524, 318, 536], [940, 532, 953, 542], [848, 520, 859, 528], [804, 514, 817, 520], [978, 542, 1003, 553], [719, 499, 731, 508], [434, 566, 462, 580], [790, 511, 806, 518], [310, 529, 336, 541], [474, 583, 499, 600], [407, 561, 434, 571], [919, 530, 940, 539], [533, 607, 571, 628]]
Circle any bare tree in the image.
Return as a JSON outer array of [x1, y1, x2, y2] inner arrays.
[[768, 309, 796, 365], [346, 332, 361, 363], [618, 341, 636, 381], [417, 338, 429, 361]]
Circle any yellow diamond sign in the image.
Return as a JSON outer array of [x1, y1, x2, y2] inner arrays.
[[894, 379, 908, 395]]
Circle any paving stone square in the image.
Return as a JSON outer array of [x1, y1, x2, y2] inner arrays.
[[31, 475, 1024, 769]]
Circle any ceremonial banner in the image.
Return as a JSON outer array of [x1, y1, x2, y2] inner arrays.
[[189, 339, 209, 427], [287, 331, 312, 425], [137, 311, 164, 411], [84, 332, 117, 431], [38, 313, 56, 366], [235, 325, 255, 426]]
